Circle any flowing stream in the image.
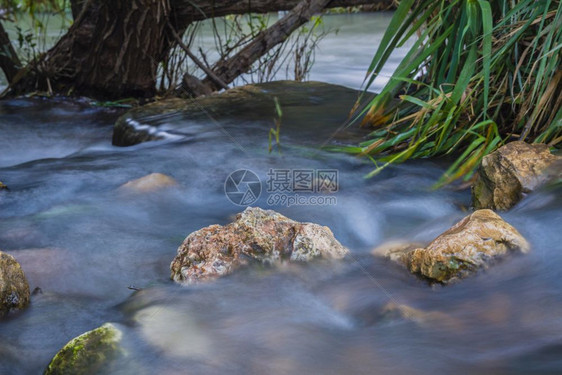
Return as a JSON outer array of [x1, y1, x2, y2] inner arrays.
[[1, 13, 562, 375]]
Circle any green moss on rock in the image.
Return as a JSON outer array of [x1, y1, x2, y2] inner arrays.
[[45, 323, 123, 375]]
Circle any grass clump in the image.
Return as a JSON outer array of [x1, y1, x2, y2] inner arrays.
[[345, 0, 561, 186]]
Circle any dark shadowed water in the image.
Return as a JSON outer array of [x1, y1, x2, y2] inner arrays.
[[1, 14, 562, 375]]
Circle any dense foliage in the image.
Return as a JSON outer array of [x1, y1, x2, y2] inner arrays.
[[0, 0, 69, 16], [348, 0, 561, 186]]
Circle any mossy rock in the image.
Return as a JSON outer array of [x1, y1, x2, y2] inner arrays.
[[45, 323, 124, 375]]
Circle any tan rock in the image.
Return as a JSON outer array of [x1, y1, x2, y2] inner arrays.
[[170, 207, 349, 284], [380, 210, 530, 283], [473, 141, 561, 210], [0, 181, 7, 190], [371, 241, 424, 263], [119, 173, 177, 193], [0, 251, 30, 316]]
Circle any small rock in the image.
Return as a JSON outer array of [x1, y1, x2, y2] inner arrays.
[[378, 210, 530, 283], [0, 251, 30, 317], [378, 302, 463, 331], [119, 173, 177, 193], [0, 181, 7, 190], [472, 141, 561, 210], [170, 207, 349, 284], [45, 323, 124, 375]]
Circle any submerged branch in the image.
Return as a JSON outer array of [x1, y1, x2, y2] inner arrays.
[[168, 24, 229, 91]]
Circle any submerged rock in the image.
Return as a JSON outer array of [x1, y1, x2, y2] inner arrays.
[[112, 81, 370, 146], [378, 302, 463, 331], [377, 210, 530, 283], [118, 173, 177, 194], [473, 141, 561, 210], [6, 248, 73, 293], [0, 251, 30, 317], [134, 305, 213, 359], [112, 98, 186, 146], [170, 207, 349, 284], [45, 323, 124, 375]]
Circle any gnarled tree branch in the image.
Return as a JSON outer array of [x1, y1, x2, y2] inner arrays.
[[7, 0, 388, 99], [201, 0, 332, 91]]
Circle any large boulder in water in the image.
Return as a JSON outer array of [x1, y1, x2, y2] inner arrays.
[[171, 207, 349, 284], [45, 323, 124, 375], [472, 141, 561, 210], [112, 81, 371, 146], [0, 251, 30, 317], [376, 210, 530, 283]]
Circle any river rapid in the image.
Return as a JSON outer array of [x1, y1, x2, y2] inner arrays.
[[1, 13, 562, 375]]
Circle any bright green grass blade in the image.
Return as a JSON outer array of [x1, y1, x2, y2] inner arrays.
[[478, 0, 493, 117], [364, 0, 416, 79], [400, 95, 436, 109], [450, 45, 477, 105]]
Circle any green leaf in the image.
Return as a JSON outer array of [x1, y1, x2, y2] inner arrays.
[[478, 0, 493, 117]]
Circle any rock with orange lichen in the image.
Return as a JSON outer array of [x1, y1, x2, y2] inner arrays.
[[170, 207, 348, 284]]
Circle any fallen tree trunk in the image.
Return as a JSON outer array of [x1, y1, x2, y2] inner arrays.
[[170, 0, 392, 23], [3, 0, 389, 99]]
